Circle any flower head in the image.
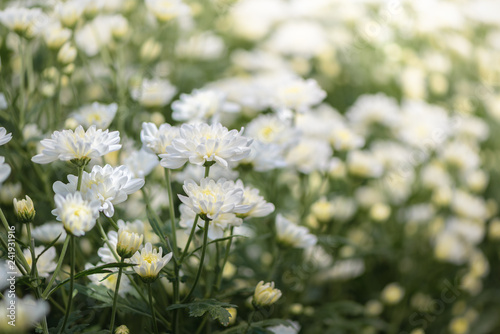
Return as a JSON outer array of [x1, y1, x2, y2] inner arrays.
[[178, 178, 252, 221], [145, 0, 190, 22], [232, 180, 275, 219], [160, 123, 252, 169], [272, 77, 326, 114], [117, 228, 143, 259], [23, 246, 57, 277], [0, 7, 48, 39], [179, 204, 242, 240], [52, 192, 100, 237], [131, 78, 177, 108], [69, 102, 118, 129], [253, 281, 282, 307], [275, 214, 317, 249], [32, 125, 121, 166], [141, 122, 180, 155], [131, 242, 172, 283], [13, 195, 35, 223], [0, 127, 12, 146], [0, 294, 49, 332]]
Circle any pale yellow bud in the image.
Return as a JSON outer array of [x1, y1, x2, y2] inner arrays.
[[381, 283, 404, 305], [140, 39, 162, 62], [370, 203, 391, 222], [225, 307, 237, 326], [365, 300, 383, 316], [253, 281, 282, 307], [310, 197, 334, 222], [488, 218, 500, 240], [57, 43, 77, 65], [115, 325, 130, 334], [13, 195, 35, 223], [449, 317, 469, 334], [117, 228, 143, 259]]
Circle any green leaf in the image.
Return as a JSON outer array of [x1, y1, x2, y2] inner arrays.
[[36, 233, 62, 261], [167, 299, 237, 326]]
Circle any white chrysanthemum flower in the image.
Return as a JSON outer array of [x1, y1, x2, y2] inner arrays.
[[347, 150, 384, 178], [53, 164, 145, 217], [0, 7, 48, 38], [451, 190, 488, 221], [345, 93, 401, 133], [0, 127, 12, 146], [75, 15, 126, 57], [160, 123, 252, 169], [285, 138, 332, 174], [130, 78, 177, 108], [23, 246, 57, 277], [272, 78, 326, 114], [253, 281, 282, 307], [329, 125, 365, 151], [179, 178, 252, 221], [85, 262, 132, 296], [31, 222, 67, 244], [0, 156, 12, 185], [117, 228, 144, 259], [69, 102, 118, 129], [52, 192, 100, 237], [145, 0, 190, 22], [140, 122, 180, 155], [232, 180, 275, 219], [123, 148, 159, 178], [31, 125, 121, 165], [245, 114, 297, 148], [175, 31, 225, 60], [439, 140, 480, 172], [54, 0, 85, 28], [241, 141, 287, 172], [0, 294, 49, 332], [275, 214, 317, 249], [131, 242, 172, 283], [98, 220, 147, 264], [172, 89, 239, 123], [42, 21, 72, 49], [179, 204, 242, 240]]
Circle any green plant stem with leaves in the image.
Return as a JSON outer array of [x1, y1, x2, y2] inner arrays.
[[148, 283, 160, 334], [109, 257, 125, 333], [183, 218, 210, 303], [59, 234, 75, 334]]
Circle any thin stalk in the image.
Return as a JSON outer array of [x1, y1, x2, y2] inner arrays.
[[164, 168, 178, 258], [59, 234, 75, 334], [76, 165, 84, 191], [109, 257, 125, 333], [18, 39, 26, 128], [0, 208, 30, 271], [106, 215, 119, 230], [42, 236, 70, 299], [179, 214, 199, 263], [244, 310, 256, 334], [215, 226, 234, 291], [182, 219, 210, 302], [148, 283, 160, 334]]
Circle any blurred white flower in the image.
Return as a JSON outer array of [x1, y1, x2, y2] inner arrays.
[[242, 141, 287, 172], [179, 178, 252, 221], [232, 180, 275, 219], [272, 77, 326, 114], [52, 192, 100, 237], [176, 31, 225, 60], [57, 42, 77, 64], [69, 102, 118, 129], [31, 222, 67, 244], [0, 127, 12, 146], [347, 150, 383, 178], [131, 242, 172, 283], [245, 114, 296, 148], [330, 125, 365, 151], [451, 190, 488, 221], [53, 164, 145, 217], [86, 262, 132, 296], [160, 123, 252, 169], [23, 246, 57, 277], [0, 156, 11, 185], [0, 93, 7, 109], [141, 122, 180, 155], [123, 148, 159, 178], [0, 7, 48, 38], [286, 138, 332, 174], [31, 125, 121, 165], [275, 214, 317, 249], [54, 0, 85, 28], [179, 204, 241, 240], [346, 93, 401, 133], [42, 21, 71, 49], [172, 89, 239, 123], [0, 294, 49, 332], [174, 163, 239, 183], [267, 321, 301, 334], [145, 0, 190, 22], [131, 78, 177, 108]]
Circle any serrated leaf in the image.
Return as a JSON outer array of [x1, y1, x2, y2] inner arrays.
[[167, 299, 237, 326]]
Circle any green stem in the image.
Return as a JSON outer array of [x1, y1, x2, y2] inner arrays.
[[42, 236, 70, 299], [18, 39, 26, 129], [244, 310, 256, 334], [76, 165, 84, 191], [179, 214, 199, 264], [109, 257, 125, 333], [106, 215, 119, 230], [164, 169, 178, 258], [59, 234, 75, 334], [0, 208, 30, 272], [215, 226, 234, 291], [182, 219, 210, 302], [148, 283, 160, 334]]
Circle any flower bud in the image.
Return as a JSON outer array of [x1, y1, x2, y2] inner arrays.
[[253, 280, 282, 308], [117, 228, 143, 259], [13, 195, 35, 223], [115, 325, 130, 334], [140, 39, 162, 62], [57, 43, 77, 65]]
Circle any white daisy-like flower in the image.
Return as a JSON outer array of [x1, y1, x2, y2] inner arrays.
[[54, 0, 85, 28], [31, 222, 67, 244], [23, 246, 57, 278], [285, 138, 332, 174], [232, 180, 275, 219], [275, 214, 317, 249], [52, 192, 100, 237], [131, 242, 172, 283], [0, 7, 48, 38], [271, 77, 326, 114], [160, 123, 252, 169], [130, 78, 177, 108], [122, 148, 159, 178], [179, 204, 242, 240], [145, 0, 190, 22], [241, 141, 287, 172], [69, 102, 118, 129], [0, 294, 49, 332], [0, 156, 12, 185], [42, 21, 72, 49], [31, 125, 121, 165], [0, 127, 12, 146], [85, 262, 131, 296], [178, 178, 252, 221], [172, 89, 240, 123], [140, 122, 180, 155], [245, 114, 297, 148], [53, 164, 145, 217]]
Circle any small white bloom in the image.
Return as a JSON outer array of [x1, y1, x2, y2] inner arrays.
[[329, 125, 365, 151], [123, 148, 159, 178], [117, 228, 144, 259], [131, 78, 177, 108], [160, 123, 252, 169], [272, 77, 326, 114], [172, 89, 239, 123], [0, 156, 11, 185], [141, 122, 180, 155], [179, 204, 242, 240], [23, 246, 57, 277], [241, 141, 287, 172], [285, 138, 332, 174], [346, 93, 401, 134], [42, 21, 72, 49], [53, 164, 145, 217], [175, 32, 225, 60], [174, 163, 239, 183], [57, 42, 77, 64], [232, 180, 275, 219], [86, 262, 132, 296], [0, 127, 12, 146], [13, 195, 35, 223], [0, 7, 48, 38], [179, 178, 252, 221], [131, 242, 172, 283], [69, 102, 118, 129], [0, 294, 49, 332], [31, 222, 67, 244], [268, 321, 301, 334], [52, 192, 100, 236], [253, 280, 282, 307], [347, 150, 384, 178], [54, 0, 85, 28], [31, 125, 121, 165], [145, 0, 190, 22], [245, 114, 297, 148], [275, 214, 317, 249]]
